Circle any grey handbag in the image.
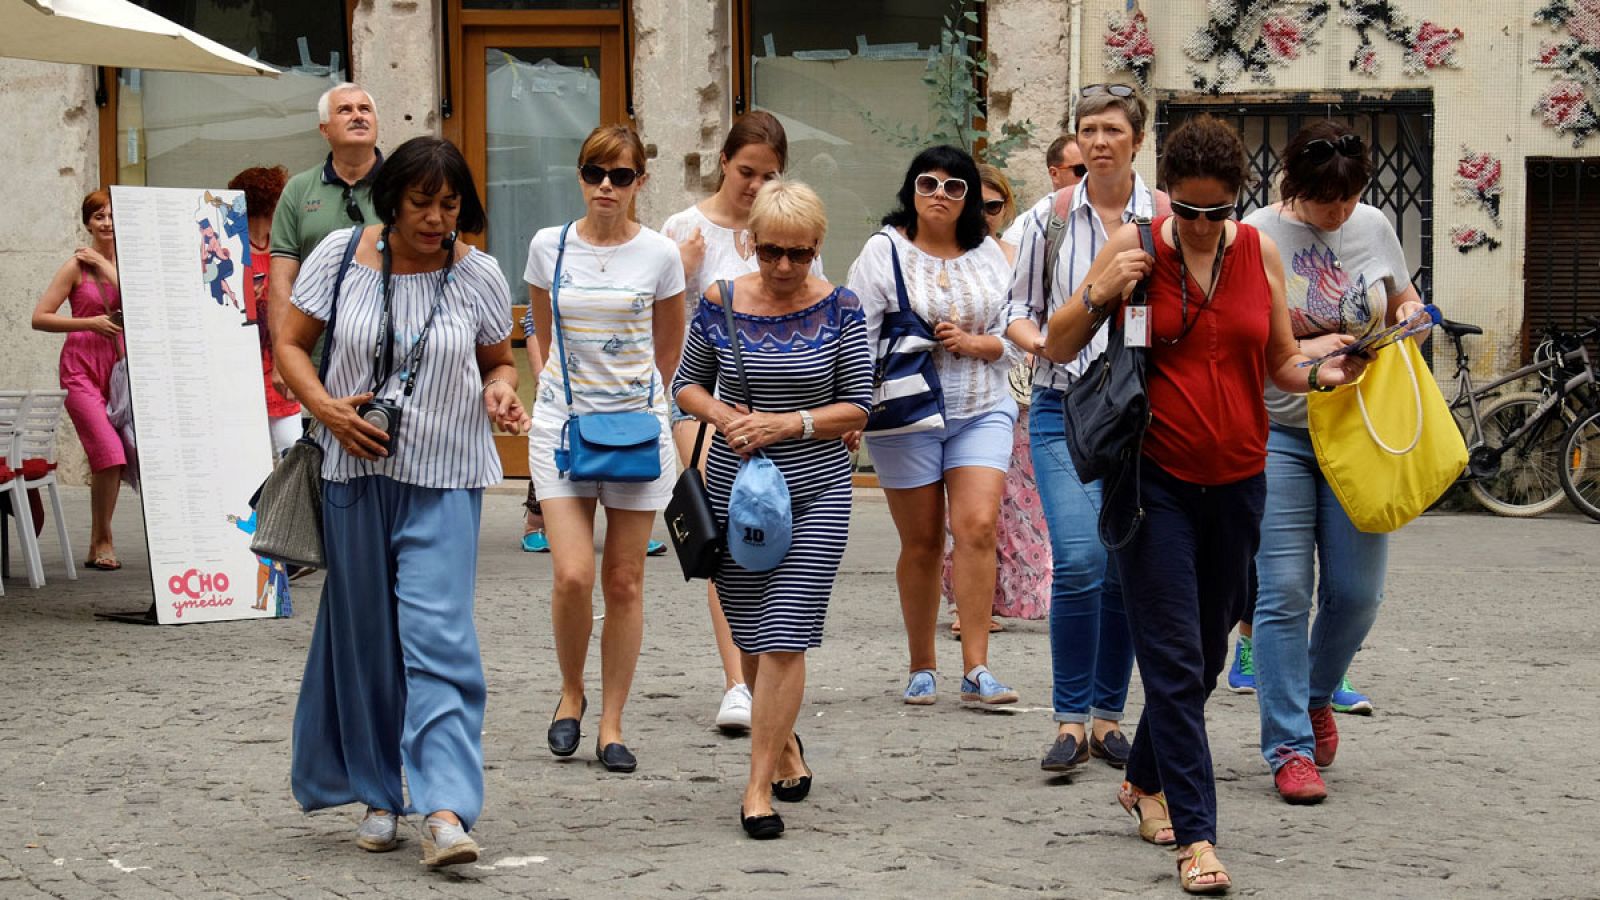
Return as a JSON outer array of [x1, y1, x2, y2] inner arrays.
[[249, 226, 361, 569]]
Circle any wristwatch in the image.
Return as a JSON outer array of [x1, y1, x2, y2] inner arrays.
[[1083, 282, 1107, 318], [798, 408, 815, 439]]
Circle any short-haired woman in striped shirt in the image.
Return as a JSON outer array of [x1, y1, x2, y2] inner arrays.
[[524, 125, 686, 775], [673, 180, 873, 839], [275, 136, 531, 868], [846, 144, 1025, 709]]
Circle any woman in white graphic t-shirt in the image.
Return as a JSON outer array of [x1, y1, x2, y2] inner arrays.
[[524, 125, 686, 775]]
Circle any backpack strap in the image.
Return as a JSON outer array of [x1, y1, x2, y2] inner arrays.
[[1041, 188, 1075, 308]]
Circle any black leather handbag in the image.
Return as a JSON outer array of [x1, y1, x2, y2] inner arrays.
[[665, 420, 723, 580], [1062, 218, 1155, 550]]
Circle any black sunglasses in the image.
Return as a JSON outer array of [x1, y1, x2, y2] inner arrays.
[[753, 243, 817, 266], [342, 185, 363, 223], [982, 198, 1006, 215], [1080, 82, 1137, 98], [1300, 134, 1365, 165], [1170, 200, 1236, 222], [579, 164, 641, 187]]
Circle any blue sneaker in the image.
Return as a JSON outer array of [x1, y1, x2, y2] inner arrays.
[[1227, 635, 1255, 694], [521, 530, 550, 553], [902, 669, 937, 705], [1330, 675, 1374, 715], [646, 539, 668, 556], [959, 666, 1019, 705]]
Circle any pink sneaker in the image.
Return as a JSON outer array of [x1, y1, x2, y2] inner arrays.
[[1274, 752, 1328, 805], [1310, 705, 1339, 768]]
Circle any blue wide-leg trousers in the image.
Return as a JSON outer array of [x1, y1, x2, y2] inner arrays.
[[291, 476, 487, 829]]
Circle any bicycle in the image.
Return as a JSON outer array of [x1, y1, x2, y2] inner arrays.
[[1559, 402, 1600, 523], [1441, 316, 1600, 516]]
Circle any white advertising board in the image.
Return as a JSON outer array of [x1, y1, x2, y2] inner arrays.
[[111, 186, 290, 624]]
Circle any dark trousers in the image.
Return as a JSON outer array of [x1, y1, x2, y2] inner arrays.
[[1109, 461, 1266, 846]]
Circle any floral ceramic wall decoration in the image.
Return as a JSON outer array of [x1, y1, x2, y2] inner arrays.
[[1532, 1, 1600, 146], [1450, 226, 1502, 254], [1184, 1, 1331, 94], [1105, 2, 1156, 90], [1453, 148, 1503, 228], [1341, 1, 1464, 76], [1183, 0, 1463, 94]]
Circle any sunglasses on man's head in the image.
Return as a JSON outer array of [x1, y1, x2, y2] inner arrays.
[[1170, 200, 1236, 222], [753, 243, 817, 266], [1080, 82, 1137, 98], [342, 185, 363, 223], [982, 199, 1006, 215], [579, 164, 641, 187], [914, 173, 968, 200], [1300, 134, 1365, 165]]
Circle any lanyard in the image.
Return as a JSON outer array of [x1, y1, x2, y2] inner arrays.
[[371, 227, 454, 397], [1163, 224, 1227, 346]]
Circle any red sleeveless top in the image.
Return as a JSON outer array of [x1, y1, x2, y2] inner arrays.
[[1142, 218, 1273, 485]]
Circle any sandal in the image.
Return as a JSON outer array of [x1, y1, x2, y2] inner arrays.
[[1176, 842, 1231, 895], [1117, 781, 1176, 846]]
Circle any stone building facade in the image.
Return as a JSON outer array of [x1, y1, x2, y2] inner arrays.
[[3, 1, 1593, 479]]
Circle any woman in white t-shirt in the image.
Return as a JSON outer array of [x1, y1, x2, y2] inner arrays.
[[525, 125, 686, 774], [659, 111, 822, 734]]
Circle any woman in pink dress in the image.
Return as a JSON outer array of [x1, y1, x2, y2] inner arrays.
[[945, 165, 1052, 631], [30, 190, 126, 570]]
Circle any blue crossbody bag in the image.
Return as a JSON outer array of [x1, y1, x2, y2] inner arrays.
[[549, 222, 663, 482]]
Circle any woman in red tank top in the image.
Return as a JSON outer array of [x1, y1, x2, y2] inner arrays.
[[1043, 116, 1368, 895]]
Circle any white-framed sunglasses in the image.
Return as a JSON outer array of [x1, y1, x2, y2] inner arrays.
[[914, 173, 969, 201]]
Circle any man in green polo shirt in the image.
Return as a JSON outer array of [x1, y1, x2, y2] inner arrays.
[[267, 81, 382, 392]]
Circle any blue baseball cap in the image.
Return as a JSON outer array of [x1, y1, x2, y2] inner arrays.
[[726, 456, 792, 572]]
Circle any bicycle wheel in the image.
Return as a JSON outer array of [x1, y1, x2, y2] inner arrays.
[[1558, 406, 1600, 522], [1467, 392, 1572, 517]]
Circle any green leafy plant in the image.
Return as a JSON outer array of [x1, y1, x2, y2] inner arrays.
[[864, 0, 1035, 169]]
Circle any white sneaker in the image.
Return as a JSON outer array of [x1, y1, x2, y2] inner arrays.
[[715, 683, 753, 733]]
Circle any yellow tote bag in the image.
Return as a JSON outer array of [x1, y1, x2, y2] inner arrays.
[[1306, 339, 1468, 533]]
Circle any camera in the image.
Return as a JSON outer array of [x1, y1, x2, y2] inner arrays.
[[357, 399, 402, 447]]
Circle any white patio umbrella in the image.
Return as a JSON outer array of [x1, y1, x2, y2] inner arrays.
[[0, 0, 278, 76]]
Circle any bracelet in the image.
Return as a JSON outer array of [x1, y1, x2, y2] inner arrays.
[[483, 377, 510, 393], [1307, 361, 1335, 393], [1082, 283, 1107, 317]]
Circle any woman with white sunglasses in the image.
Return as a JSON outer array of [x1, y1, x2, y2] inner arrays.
[[846, 145, 1023, 709]]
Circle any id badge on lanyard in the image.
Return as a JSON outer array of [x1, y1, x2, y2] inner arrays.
[[1124, 303, 1151, 348]]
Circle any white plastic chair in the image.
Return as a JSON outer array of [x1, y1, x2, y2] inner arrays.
[[13, 390, 76, 587], [0, 389, 30, 596]]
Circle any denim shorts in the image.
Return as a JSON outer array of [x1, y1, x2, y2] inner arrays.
[[865, 399, 1018, 489]]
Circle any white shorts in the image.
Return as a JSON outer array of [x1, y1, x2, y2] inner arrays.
[[527, 407, 678, 511]]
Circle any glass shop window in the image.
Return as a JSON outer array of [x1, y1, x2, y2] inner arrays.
[[115, 0, 351, 190]]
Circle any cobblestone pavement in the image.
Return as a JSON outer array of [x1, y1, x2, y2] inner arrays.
[[1, 486, 1596, 899]]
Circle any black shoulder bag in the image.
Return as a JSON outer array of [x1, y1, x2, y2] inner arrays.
[[1062, 218, 1155, 551], [664, 281, 748, 580]]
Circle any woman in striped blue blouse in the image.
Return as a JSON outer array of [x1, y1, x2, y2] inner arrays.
[[276, 136, 530, 868], [673, 181, 873, 839]]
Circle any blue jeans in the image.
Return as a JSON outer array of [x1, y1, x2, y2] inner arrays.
[[1031, 387, 1134, 724], [1252, 425, 1388, 771]]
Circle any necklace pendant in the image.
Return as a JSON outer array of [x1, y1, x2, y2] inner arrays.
[[1332, 259, 1342, 270]]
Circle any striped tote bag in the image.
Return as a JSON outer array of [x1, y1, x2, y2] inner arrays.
[[865, 235, 946, 435]]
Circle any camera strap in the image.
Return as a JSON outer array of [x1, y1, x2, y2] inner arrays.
[[371, 226, 455, 398]]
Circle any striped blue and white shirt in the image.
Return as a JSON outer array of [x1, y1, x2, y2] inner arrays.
[[1005, 174, 1161, 391], [291, 228, 513, 489]]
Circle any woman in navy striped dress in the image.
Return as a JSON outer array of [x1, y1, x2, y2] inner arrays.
[[672, 181, 872, 839]]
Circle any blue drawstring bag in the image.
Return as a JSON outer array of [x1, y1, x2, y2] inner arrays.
[[726, 455, 791, 572]]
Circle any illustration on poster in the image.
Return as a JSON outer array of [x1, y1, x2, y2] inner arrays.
[[227, 510, 292, 617]]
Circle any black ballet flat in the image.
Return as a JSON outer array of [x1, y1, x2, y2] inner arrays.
[[772, 733, 813, 802], [740, 806, 785, 840], [596, 740, 638, 773], [546, 696, 586, 757]]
